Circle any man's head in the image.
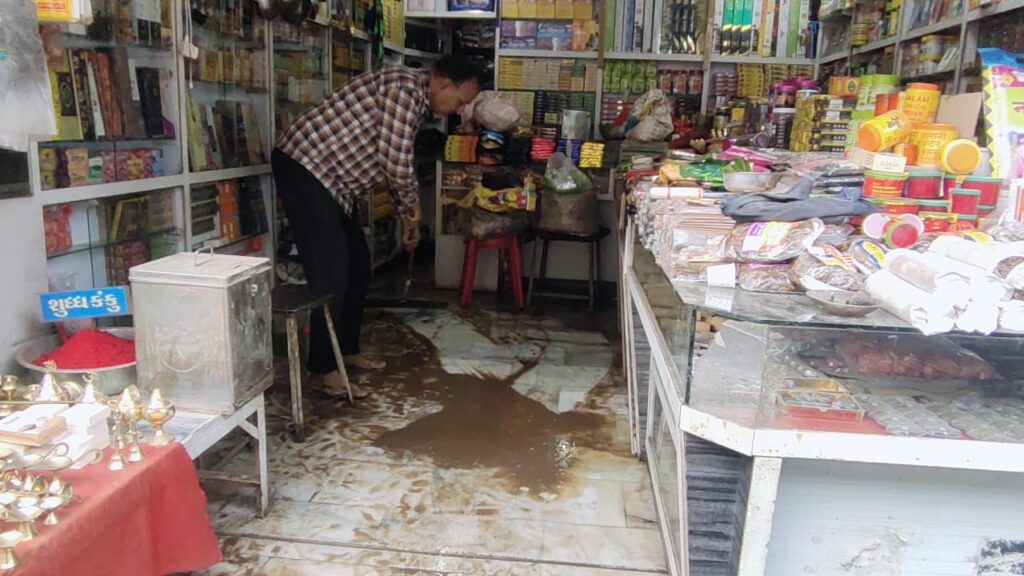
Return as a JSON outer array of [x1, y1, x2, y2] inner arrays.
[[428, 55, 484, 116]]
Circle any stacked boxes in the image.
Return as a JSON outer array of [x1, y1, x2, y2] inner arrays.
[[790, 95, 857, 152]]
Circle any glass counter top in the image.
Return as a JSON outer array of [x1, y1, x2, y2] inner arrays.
[[669, 279, 1024, 338]]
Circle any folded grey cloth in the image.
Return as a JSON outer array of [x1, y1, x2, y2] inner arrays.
[[721, 176, 880, 223]]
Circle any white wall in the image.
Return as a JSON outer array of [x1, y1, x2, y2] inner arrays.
[[0, 195, 48, 372]]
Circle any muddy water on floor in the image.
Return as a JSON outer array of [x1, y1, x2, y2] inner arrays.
[[322, 312, 614, 495]]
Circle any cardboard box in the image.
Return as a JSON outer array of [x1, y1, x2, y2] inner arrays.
[[847, 147, 908, 173]]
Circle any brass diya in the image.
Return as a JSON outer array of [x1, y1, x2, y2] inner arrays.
[[143, 389, 176, 446], [0, 530, 23, 570]]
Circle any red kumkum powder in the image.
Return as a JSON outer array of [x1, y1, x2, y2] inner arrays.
[[33, 329, 136, 369]]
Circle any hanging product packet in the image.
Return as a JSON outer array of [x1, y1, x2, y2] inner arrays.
[[0, 0, 58, 150], [979, 48, 1024, 180]]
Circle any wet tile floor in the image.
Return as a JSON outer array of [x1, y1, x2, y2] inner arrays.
[[199, 306, 666, 576]]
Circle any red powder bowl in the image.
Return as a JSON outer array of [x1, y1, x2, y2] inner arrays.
[[31, 329, 136, 369]]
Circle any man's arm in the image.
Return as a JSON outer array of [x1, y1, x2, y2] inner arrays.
[[378, 84, 422, 212]]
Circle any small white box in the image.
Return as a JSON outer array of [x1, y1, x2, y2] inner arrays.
[[63, 404, 110, 430]]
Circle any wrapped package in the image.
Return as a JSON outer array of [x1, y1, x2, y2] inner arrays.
[[626, 90, 673, 143], [883, 249, 972, 309], [956, 301, 999, 335], [979, 48, 1024, 179], [847, 239, 888, 275], [929, 236, 1024, 291], [721, 218, 825, 263], [465, 91, 521, 132], [999, 300, 1024, 332], [865, 270, 957, 335], [790, 246, 863, 292], [539, 153, 599, 236], [739, 264, 800, 293]]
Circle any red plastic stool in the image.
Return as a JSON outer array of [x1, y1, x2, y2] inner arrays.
[[460, 236, 525, 309]]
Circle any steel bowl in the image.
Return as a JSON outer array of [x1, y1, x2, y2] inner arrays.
[[15, 328, 135, 396], [807, 291, 881, 318]]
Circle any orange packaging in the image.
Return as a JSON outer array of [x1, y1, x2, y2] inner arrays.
[[907, 123, 957, 167], [828, 76, 862, 96], [940, 139, 983, 175], [858, 110, 913, 152], [901, 82, 941, 126]]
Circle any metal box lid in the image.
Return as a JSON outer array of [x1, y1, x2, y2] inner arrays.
[[129, 251, 272, 288]]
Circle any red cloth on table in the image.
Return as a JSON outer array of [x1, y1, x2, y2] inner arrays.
[[14, 444, 222, 576]]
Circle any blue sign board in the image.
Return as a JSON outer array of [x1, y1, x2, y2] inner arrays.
[[39, 287, 131, 322]]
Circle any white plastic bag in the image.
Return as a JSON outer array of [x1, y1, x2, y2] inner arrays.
[[465, 91, 521, 132], [626, 89, 673, 143], [0, 2, 57, 151]]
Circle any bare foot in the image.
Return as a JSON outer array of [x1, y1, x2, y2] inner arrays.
[[313, 371, 370, 400], [344, 354, 386, 371]]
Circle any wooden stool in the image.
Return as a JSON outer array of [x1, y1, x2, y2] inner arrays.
[[460, 236, 525, 309], [528, 227, 610, 310], [271, 285, 353, 440]]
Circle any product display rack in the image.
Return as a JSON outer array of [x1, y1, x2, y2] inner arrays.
[[620, 213, 1024, 576], [820, 0, 1024, 92]]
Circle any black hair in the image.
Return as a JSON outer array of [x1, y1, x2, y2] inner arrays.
[[431, 55, 484, 86]]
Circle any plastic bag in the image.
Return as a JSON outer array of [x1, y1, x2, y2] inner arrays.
[[790, 246, 864, 291], [626, 89, 673, 143], [980, 48, 1024, 180], [539, 153, 599, 235], [985, 212, 1024, 243], [465, 91, 521, 132], [721, 219, 825, 263], [465, 207, 530, 239], [739, 264, 800, 292], [0, 1, 58, 150]]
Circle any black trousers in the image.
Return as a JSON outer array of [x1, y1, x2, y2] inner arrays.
[[272, 149, 370, 373]]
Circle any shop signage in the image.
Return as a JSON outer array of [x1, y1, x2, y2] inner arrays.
[[39, 287, 131, 322]]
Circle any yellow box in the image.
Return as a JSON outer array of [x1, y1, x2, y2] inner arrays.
[[536, 0, 555, 18], [518, 0, 537, 17], [501, 0, 519, 17], [555, 0, 573, 18], [573, 0, 593, 19]]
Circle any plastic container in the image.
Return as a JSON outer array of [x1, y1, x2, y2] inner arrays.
[[920, 211, 955, 232], [942, 174, 963, 197], [917, 199, 950, 211], [957, 175, 1002, 205], [950, 188, 981, 215], [940, 139, 983, 175], [874, 198, 920, 214], [908, 123, 957, 167], [863, 169, 908, 197], [951, 214, 978, 231], [884, 219, 920, 248], [858, 110, 913, 151], [902, 82, 942, 125], [904, 170, 943, 198]]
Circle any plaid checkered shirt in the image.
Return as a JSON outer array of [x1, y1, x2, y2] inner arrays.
[[276, 67, 429, 214]]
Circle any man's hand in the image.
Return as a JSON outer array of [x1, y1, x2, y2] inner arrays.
[[401, 201, 422, 252]]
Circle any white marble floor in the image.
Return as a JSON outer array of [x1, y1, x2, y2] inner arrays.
[[200, 307, 665, 576]]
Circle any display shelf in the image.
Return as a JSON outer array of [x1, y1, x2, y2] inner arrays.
[[38, 175, 186, 206], [188, 165, 272, 185], [902, 15, 964, 41], [818, 50, 850, 64], [384, 39, 405, 53], [46, 226, 179, 260], [404, 47, 443, 59], [405, 9, 497, 18], [903, 66, 958, 81], [498, 48, 599, 58], [711, 55, 816, 65], [967, 0, 1024, 20], [607, 52, 704, 62], [675, 404, 1024, 474], [852, 35, 898, 54]]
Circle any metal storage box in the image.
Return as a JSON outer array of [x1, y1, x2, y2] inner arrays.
[[129, 251, 273, 414]]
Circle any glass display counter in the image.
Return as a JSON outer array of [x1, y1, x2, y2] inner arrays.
[[620, 214, 1024, 576]]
